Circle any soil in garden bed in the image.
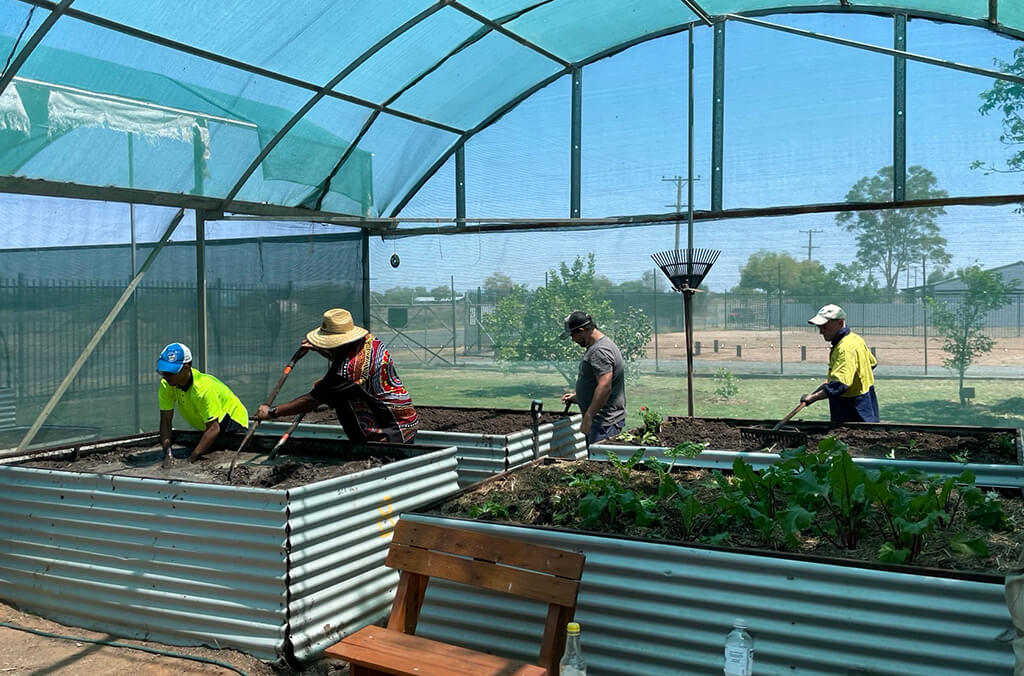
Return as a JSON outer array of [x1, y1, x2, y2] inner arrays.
[[433, 459, 1024, 575], [609, 416, 1019, 465], [304, 405, 573, 435], [18, 443, 392, 489]]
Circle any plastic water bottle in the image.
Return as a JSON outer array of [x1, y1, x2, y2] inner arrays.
[[559, 621, 586, 676], [723, 619, 753, 676]]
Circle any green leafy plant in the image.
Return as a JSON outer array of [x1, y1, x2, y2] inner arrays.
[[468, 500, 510, 520], [605, 448, 647, 482], [639, 406, 662, 435], [713, 368, 740, 400]]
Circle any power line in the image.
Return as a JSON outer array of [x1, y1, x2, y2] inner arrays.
[[799, 228, 823, 260]]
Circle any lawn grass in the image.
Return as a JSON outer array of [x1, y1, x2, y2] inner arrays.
[[17, 365, 1024, 440]]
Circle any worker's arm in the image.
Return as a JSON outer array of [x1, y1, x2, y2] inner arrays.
[[581, 372, 613, 435], [255, 394, 320, 421], [561, 391, 577, 405], [159, 409, 174, 452], [188, 418, 222, 462], [800, 383, 828, 405]]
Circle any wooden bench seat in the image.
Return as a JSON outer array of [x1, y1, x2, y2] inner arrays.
[[324, 519, 586, 676]]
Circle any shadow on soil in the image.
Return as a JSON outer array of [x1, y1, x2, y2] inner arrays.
[[882, 399, 1024, 428]]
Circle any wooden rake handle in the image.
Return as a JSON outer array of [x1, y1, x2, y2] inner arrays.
[[228, 346, 309, 478], [772, 401, 806, 431]]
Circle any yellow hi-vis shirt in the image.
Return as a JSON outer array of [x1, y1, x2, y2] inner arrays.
[[828, 331, 876, 397], [158, 368, 248, 431]]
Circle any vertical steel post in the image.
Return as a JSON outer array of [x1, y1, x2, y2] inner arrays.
[[570, 67, 582, 218], [195, 210, 207, 371], [711, 21, 725, 212], [451, 275, 457, 366], [893, 15, 907, 202], [455, 145, 466, 223], [129, 133, 141, 433], [923, 255, 928, 374], [362, 231, 371, 332], [653, 268, 660, 372]]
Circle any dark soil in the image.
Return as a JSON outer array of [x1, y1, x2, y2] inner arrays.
[[305, 405, 573, 435], [610, 416, 1020, 465], [434, 459, 1024, 575], [19, 444, 388, 489]]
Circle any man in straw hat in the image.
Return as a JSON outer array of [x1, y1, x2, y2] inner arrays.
[[799, 303, 879, 422], [156, 342, 248, 463], [255, 308, 418, 443]]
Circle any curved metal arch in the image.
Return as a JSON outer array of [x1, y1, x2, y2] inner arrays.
[[390, 4, 1024, 218], [0, 0, 73, 95]]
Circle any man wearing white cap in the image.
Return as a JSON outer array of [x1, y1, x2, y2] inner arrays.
[[255, 308, 418, 443], [157, 342, 248, 463], [800, 304, 879, 422]]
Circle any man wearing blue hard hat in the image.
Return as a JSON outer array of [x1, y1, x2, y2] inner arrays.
[[157, 342, 248, 464]]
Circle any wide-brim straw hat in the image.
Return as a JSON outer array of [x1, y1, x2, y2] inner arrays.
[[306, 308, 368, 348]]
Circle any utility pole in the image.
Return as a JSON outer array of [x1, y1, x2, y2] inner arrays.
[[799, 229, 822, 261], [662, 175, 701, 250]]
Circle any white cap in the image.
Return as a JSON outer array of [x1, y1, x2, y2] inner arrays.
[[808, 304, 846, 326]]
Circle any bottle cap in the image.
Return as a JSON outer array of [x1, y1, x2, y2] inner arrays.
[[567, 622, 581, 634], [733, 619, 748, 629]]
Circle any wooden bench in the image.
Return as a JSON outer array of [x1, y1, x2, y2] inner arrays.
[[325, 519, 586, 676]]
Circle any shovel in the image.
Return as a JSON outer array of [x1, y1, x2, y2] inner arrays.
[[738, 401, 808, 448], [227, 346, 308, 479]]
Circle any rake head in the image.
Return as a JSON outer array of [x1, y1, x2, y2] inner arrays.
[[652, 248, 721, 291], [738, 425, 808, 449]]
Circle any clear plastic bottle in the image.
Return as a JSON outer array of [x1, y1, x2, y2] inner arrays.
[[723, 618, 754, 676], [559, 621, 586, 676]]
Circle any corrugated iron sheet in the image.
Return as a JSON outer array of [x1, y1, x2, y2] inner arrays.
[[0, 467, 289, 659], [273, 415, 588, 487], [0, 441, 461, 663], [286, 446, 459, 661], [0, 388, 14, 429], [404, 514, 1012, 676], [591, 443, 1024, 489]]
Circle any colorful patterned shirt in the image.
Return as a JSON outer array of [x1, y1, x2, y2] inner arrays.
[[310, 334, 418, 443]]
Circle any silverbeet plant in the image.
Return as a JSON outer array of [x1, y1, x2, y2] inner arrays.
[[558, 437, 1009, 564]]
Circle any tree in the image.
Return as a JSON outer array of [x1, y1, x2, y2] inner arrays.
[[927, 265, 1017, 405], [835, 166, 951, 301], [481, 254, 652, 385], [483, 272, 515, 294], [976, 47, 1024, 197]]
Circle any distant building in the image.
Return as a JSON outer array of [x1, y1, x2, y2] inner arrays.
[[904, 260, 1024, 295]]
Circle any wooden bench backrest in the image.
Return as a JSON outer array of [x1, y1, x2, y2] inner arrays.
[[385, 520, 585, 674]]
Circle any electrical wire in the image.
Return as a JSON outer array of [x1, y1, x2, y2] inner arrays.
[[0, 620, 255, 676]]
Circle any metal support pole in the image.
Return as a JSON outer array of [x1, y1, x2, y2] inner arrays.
[[570, 67, 582, 218], [923, 254, 928, 374], [15, 210, 185, 456], [893, 15, 907, 202], [711, 22, 725, 212], [653, 268, 660, 373], [684, 291, 695, 417], [195, 210, 207, 370], [451, 275, 457, 366], [455, 145, 466, 223], [362, 231, 371, 332], [128, 133, 141, 433]]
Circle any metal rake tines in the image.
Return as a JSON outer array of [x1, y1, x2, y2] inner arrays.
[[651, 248, 721, 291]]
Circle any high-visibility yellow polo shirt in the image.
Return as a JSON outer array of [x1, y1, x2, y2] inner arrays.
[[158, 368, 248, 431]]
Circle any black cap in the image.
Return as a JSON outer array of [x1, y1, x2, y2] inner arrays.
[[560, 311, 593, 339]]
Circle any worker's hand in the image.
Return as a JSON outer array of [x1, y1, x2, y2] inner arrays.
[[187, 448, 206, 463], [800, 393, 816, 406], [255, 404, 273, 420], [561, 392, 577, 405], [162, 447, 175, 469], [302, 338, 332, 360], [580, 411, 594, 439]]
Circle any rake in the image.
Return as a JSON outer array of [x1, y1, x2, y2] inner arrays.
[[738, 402, 808, 448]]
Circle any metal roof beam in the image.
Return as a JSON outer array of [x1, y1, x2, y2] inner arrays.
[[448, 1, 572, 68], [20, 0, 463, 134], [0, 0, 73, 96], [678, 0, 714, 26], [727, 13, 1024, 86]]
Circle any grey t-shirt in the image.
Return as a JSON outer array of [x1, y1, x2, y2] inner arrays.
[[575, 335, 626, 426]]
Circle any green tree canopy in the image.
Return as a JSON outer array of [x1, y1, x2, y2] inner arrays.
[[927, 265, 1018, 404], [482, 271, 516, 294], [481, 254, 651, 384], [977, 46, 1024, 187], [835, 166, 950, 300]]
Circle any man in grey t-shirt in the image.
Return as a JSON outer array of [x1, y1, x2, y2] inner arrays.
[[559, 311, 626, 444]]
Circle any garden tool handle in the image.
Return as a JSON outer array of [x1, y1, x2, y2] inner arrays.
[[773, 401, 806, 431], [228, 346, 309, 478]]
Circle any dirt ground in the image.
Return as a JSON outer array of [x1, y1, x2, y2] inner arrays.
[[653, 329, 1024, 367], [0, 599, 343, 675], [304, 405, 572, 434]]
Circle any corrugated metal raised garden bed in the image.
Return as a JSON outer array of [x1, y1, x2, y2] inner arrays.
[[408, 438, 1022, 676], [0, 429, 460, 664], [301, 404, 587, 486]]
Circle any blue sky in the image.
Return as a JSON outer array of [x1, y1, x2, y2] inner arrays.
[[3, 11, 1024, 293]]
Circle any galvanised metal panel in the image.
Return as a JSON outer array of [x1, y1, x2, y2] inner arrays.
[[591, 444, 1024, 489], [285, 446, 460, 661], [404, 514, 1012, 676], [0, 388, 14, 428], [0, 467, 289, 660], [266, 414, 587, 487]]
